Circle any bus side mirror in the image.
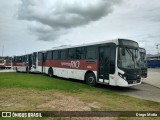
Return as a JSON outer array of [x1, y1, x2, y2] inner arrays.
[[122, 48, 125, 56]]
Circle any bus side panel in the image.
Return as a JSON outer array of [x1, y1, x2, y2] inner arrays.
[[50, 67, 97, 81], [40, 60, 97, 71], [38, 59, 98, 80]]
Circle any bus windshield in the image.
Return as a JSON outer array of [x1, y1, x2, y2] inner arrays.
[[0, 59, 5, 64], [140, 50, 147, 68], [118, 47, 141, 69]]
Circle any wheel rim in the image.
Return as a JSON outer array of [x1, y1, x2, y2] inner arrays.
[[88, 76, 94, 83]]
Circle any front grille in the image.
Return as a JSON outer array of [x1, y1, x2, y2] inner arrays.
[[128, 79, 141, 84]]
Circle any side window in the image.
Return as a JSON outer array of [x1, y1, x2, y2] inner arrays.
[[86, 46, 96, 59], [44, 53, 47, 61], [33, 53, 37, 65], [53, 51, 59, 60], [22, 56, 25, 62], [26, 56, 28, 62], [47, 51, 53, 60], [76, 47, 85, 59], [68, 48, 76, 59], [16, 57, 18, 62], [18, 57, 22, 62], [38, 52, 42, 60], [25, 56, 27, 62], [24, 56, 27, 62], [60, 50, 67, 60], [14, 57, 16, 62]]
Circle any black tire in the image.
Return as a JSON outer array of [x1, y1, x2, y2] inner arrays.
[[86, 73, 97, 86], [48, 68, 53, 77]]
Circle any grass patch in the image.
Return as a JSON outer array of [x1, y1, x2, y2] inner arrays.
[[0, 72, 94, 92]]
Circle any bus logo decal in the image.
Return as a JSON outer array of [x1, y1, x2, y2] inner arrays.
[[61, 61, 80, 69], [71, 61, 80, 68]]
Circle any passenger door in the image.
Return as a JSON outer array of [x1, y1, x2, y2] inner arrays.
[[33, 52, 37, 69], [42, 52, 46, 73], [99, 46, 110, 82], [28, 55, 32, 70]]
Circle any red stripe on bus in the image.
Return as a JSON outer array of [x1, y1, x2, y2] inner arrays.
[[38, 60, 97, 71], [12, 62, 28, 66], [5, 63, 11, 66]]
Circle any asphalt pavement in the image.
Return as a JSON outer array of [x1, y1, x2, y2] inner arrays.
[[97, 82, 160, 102], [143, 68, 160, 88]]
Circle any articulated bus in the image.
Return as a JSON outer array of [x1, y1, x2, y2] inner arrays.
[[0, 59, 6, 69], [139, 47, 147, 78], [12, 53, 39, 73], [0, 57, 12, 69], [13, 39, 142, 87]]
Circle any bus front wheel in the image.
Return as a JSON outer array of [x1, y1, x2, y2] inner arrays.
[[86, 73, 96, 86]]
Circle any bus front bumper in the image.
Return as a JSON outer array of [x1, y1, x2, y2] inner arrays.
[[117, 77, 142, 87]]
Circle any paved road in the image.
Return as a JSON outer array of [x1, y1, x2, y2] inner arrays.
[[97, 82, 160, 102], [143, 68, 160, 88]]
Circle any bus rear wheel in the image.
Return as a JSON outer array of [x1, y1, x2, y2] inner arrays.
[[86, 73, 96, 86]]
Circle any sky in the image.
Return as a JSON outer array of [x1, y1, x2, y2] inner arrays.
[[0, 0, 160, 56]]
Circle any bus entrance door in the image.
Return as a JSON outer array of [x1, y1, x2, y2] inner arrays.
[[33, 52, 37, 69], [28, 55, 32, 71], [41, 52, 46, 73], [99, 46, 110, 83]]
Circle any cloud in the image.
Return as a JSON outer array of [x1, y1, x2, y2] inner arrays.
[[125, 0, 160, 22], [17, 0, 122, 41], [28, 21, 68, 41]]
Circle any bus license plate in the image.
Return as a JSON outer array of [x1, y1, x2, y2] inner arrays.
[[133, 81, 137, 84]]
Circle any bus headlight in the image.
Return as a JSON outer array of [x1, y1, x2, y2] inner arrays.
[[118, 72, 126, 80]]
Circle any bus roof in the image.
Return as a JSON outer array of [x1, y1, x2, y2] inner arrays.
[[13, 38, 139, 56], [38, 38, 138, 52], [139, 47, 146, 53], [37, 38, 119, 53]]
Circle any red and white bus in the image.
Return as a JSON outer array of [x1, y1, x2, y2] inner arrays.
[[13, 39, 142, 87], [12, 53, 39, 73], [139, 47, 147, 78], [0, 57, 12, 69], [0, 59, 6, 69]]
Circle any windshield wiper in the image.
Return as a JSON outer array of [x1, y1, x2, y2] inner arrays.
[[125, 47, 134, 61]]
